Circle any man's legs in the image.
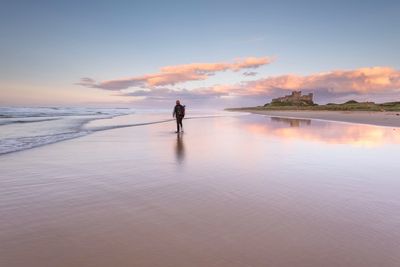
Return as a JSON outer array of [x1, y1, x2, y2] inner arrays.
[[176, 116, 183, 132], [176, 118, 180, 132]]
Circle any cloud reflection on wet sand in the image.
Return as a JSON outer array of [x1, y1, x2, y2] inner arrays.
[[244, 116, 400, 147]]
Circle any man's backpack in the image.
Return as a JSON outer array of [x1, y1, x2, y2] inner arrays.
[[176, 105, 185, 117]]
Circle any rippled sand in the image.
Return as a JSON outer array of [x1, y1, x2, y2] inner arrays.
[[1, 114, 399, 267]]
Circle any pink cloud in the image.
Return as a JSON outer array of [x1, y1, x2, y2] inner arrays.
[[80, 65, 400, 104], [77, 57, 272, 90], [177, 66, 400, 104], [239, 66, 400, 95]]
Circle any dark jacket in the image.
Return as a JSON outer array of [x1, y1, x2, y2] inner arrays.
[[173, 104, 185, 118]]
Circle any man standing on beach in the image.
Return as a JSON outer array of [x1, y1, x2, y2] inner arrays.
[[173, 100, 185, 133]]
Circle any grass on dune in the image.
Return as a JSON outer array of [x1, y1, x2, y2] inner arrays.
[[226, 100, 400, 112]]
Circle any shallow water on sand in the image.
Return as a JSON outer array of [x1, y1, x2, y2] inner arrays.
[[1, 114, 399, 267]]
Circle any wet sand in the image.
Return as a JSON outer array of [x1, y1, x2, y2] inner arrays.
[[1, 114, 400, 267], [232, 109, 400, 128]]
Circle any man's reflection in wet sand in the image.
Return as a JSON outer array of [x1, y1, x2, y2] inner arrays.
[[175, 133, 185, 164]]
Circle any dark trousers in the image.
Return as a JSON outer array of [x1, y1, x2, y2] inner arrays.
[[176, 116, 183, 132]]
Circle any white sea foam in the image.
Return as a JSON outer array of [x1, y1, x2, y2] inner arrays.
[[0, 107, 233, 155], [0, 107, 136, 155]]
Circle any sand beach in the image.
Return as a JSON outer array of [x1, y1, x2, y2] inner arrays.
[[1, 112, 400, 267], [229, 109, 400, 128]]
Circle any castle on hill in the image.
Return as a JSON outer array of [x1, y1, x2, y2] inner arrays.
[[271, 91, 314, 105]]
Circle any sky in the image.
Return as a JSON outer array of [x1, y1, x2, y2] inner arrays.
[[0, 0, 399, 108]]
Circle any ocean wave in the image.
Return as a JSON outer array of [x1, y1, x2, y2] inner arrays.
[[0, 132, 89, 155], [0, 107, 137, 155], [0, 107, 135, 118], [0, 117, 61, 126], [0, 118, 176, 155], [0, 108, 230, 155]]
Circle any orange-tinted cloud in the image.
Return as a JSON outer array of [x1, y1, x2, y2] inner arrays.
[[239, 66, 400, 95], [77, 57, 272, 90], [184, 66, 400, 104], [79, 65, 400, 104]]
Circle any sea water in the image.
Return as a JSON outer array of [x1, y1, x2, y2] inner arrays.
[[0, 107, 140, 154], [0, 107, 229, 155]]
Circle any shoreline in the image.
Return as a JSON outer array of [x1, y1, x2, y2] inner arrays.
[[228, 109, 400, 128]]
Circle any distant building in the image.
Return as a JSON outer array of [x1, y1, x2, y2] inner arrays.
[[271, 91, 314, 105]]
